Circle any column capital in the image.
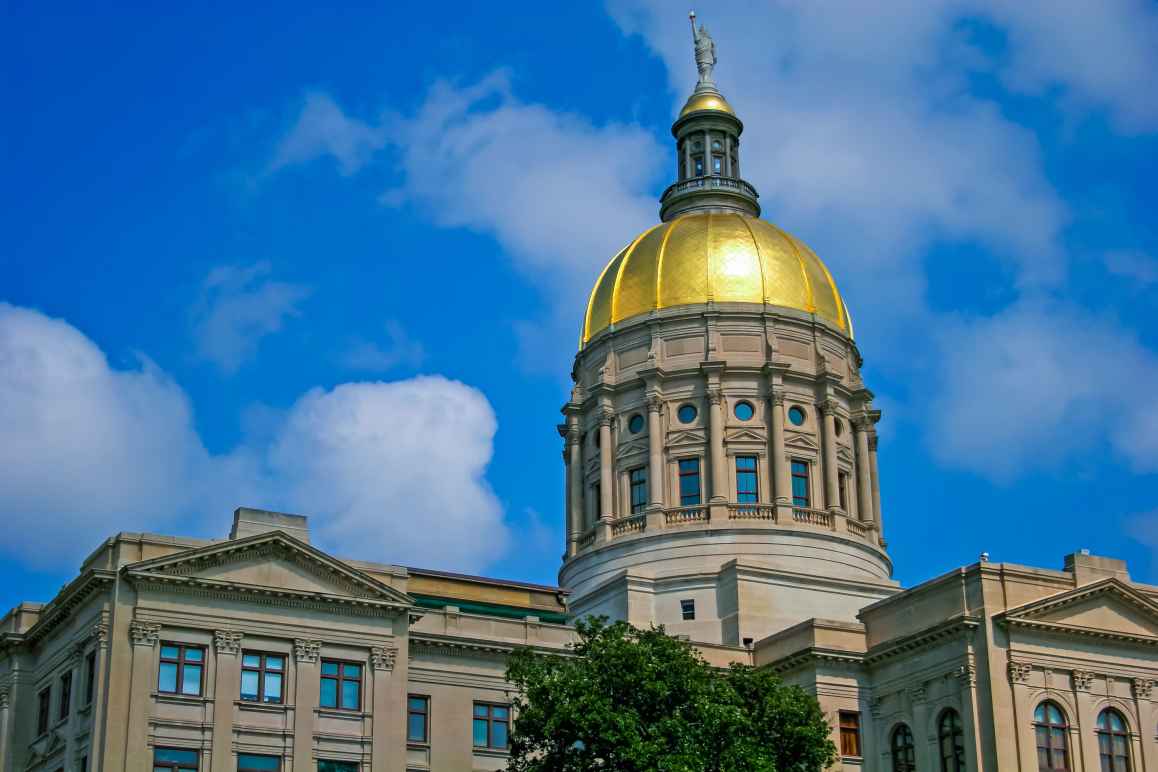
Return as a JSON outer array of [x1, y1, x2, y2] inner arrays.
[[853, 414, 874, 432], [1071, 670, 1094, 691], [707, 387, 724, 406], [91, 622, 110, 649], [769, 390, 786, 406], [370, 645, 397, 671], [0, 687, 8, 709], [214, 630, 243, 656], [1133, 677, 1154, 700], [868, 433, 879, 452], [816, 398, 840, 416], [598, 407, 615, 427], [294, 638, 321, 663], [129, 620, 161, 647], [646, 393, 664, 413]]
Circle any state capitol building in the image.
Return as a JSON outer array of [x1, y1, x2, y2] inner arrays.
[[1, 24, 1153, 772]]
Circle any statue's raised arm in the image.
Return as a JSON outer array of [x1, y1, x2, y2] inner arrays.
[[689, 10, 717, 87]]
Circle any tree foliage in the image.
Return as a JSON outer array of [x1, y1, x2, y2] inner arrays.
[[505, 618, 836, 772]]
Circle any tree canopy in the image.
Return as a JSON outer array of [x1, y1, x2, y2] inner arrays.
[[505, 617, 836, 772]]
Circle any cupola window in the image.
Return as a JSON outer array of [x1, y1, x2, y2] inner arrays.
[[788, 406, 806, 426], [736, 456, 758, 503], [791, 460, 811, 508], [628, 414, 645, 434], [678, 458, 702, 506], [678, 404, 698, 424], [693, 155, 705, 176], [629, 467, 648, 514], [734, 401, 754, 421]]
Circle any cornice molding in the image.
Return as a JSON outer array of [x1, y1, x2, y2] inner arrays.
[[863, 615, 981, 665], [763, 646, 864, 675], [23, 570, 116, 646]]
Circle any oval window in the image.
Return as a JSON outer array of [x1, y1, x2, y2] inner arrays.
[[734, 401, 754, 421], [628, 414, 645, 434], [788, 406, 806, 426], [678, 404, 698, 424]]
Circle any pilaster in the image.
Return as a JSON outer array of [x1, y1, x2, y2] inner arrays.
[[292, 639, 321, 772], [598, 406, 614, 520], [818, 399, 841, 512], [212, 630, 243, 772], [126, 621, 161, 772], [369, 644, 405, 772]]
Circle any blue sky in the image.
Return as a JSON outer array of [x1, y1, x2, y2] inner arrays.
[[4, 1, 1158, 611]]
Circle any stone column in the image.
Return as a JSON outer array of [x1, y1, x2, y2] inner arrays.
[[769, 392, 790, 506], [854, 418, 874, 524], [869, 433, 883, 535], [819, 400, 840, 511], [599, 408, 614, 519], [707, 387, 727, 503], [0, 687, 10, 772], [212, 631, 243, 772], [87, 624, 110, 772], [370, 645, 404, 772], [704, 130, 711, 174], [683, 137, 692, 180], [724, 135, 733, 177], [565, 419, 582, 555], [126, 621, 162, 772], [646, 394, 665, 509], [292, 639, 321, 772]]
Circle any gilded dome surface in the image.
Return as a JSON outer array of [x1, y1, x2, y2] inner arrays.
[[678, 90, 735, 118], [582, 211, 852, 346]]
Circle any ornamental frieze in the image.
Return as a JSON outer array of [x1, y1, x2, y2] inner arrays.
[[1007, 660, 1032, 683], [294, 638, 321, 663], [214, 630, 243, 655], [129, 621, 161, 647], [370, 645, 398, 671]]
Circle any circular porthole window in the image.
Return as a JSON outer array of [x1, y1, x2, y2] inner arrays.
[[734, 401, 754, 421], [788, 406, 806, 426], [628, 414, 645, 434], [678, 404, 698, 424]]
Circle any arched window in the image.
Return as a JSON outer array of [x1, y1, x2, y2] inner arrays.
[[891, 724, 916, 772], [1097, 708, 1132, 772], [1034, 701, 1071, 771], [938, 708, 966, 772]]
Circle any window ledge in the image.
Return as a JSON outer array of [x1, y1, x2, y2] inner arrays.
[[316, 707, 367, 721], [841, 756, 864, 765], [406, 742, 431, 750], [472, 747, 510, 758], [237, 700, 291, 713], [152, 692, 210, 705]]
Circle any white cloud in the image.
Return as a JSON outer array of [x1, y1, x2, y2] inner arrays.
[[928, 300, 1158, 480], [271, 92, 386, 175], [261, 377, 508, 572], [192, 261, 310, 374], [339, 320, 426, 372], [0, 303, 211, 565], [0, 303, 509, 572], [1104, 250, 1158, 286]]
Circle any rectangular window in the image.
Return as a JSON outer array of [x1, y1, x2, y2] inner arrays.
[[791, 459, 811, 508], [694, 156, 704, 176], [838, 471, 849, 511], [678, 458, 701, 506], [473, 703, 510, 750], [37, 687, 51, 735], [237, 754, 281, 772], [58, 671, 72, 720], [629, 467, 648, 514], [316, 763, 357, 772], [153, 748, 199, 772], [319, 660, 362, 711], [839, 711, 862, 757], [408, 695, 430, 743], [736, 455, 758, 503], [85, 651, 97, 704], [680, 599, 696, 621], [80, 756, 88, 772], [591, 482, 601, 520], [158, 643, 204, 696], [240, 652, 285, 704], [712, 155, 723, 174]]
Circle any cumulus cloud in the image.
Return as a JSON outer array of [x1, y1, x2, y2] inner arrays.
[[261, 377, 507, 572], [270, 92, 386, 175], [1104, 250, 1158, 286], [928, 300, 1158, 480], [192, 261, 311, 374], [0, 303, 211, 564], [0, 303, 509, 572]]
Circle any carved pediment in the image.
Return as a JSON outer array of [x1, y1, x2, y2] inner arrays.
[[668, 430, 706, 447], [1000, 579, 1158, 646], [617, 440, 648, 456], [785, 432, 819, 451], [725, 428, 766, 443], [125, 531, 413, 610], [837, 446, 855, 463]]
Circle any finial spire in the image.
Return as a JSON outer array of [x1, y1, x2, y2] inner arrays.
[[689, 10, 717, 89]]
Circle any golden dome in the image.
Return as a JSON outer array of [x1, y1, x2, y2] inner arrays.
[[679, 90, 736, 118], [581, 211, 852, 346]]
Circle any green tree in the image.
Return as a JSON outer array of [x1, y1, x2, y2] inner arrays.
[[505, 617, 836, 772]]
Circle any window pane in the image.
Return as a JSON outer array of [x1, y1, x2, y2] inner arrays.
[[161, 645, 180, 659], [264, 673, 282, 703], [320, 679, 337, 708], [266, 656, 284, 671], [342, 664, 361, 678], [154, 749, 199, 765], [238, 755, 280, 771], [341, 680, 360, 710], [181, 664, 202, 695], [473, 717, 488, 746], [240, 670, 260, 700], [493, 706, 509, 719], [242, 654, 262, 668], [493, 721, 509, 749], [408, 713, 427, 742], [474, 703, 488, 718], [184, 648, 203, 662], [321, 662, 339, 676], [409, 696, 427, 711], [158, 662, 178, 693]]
